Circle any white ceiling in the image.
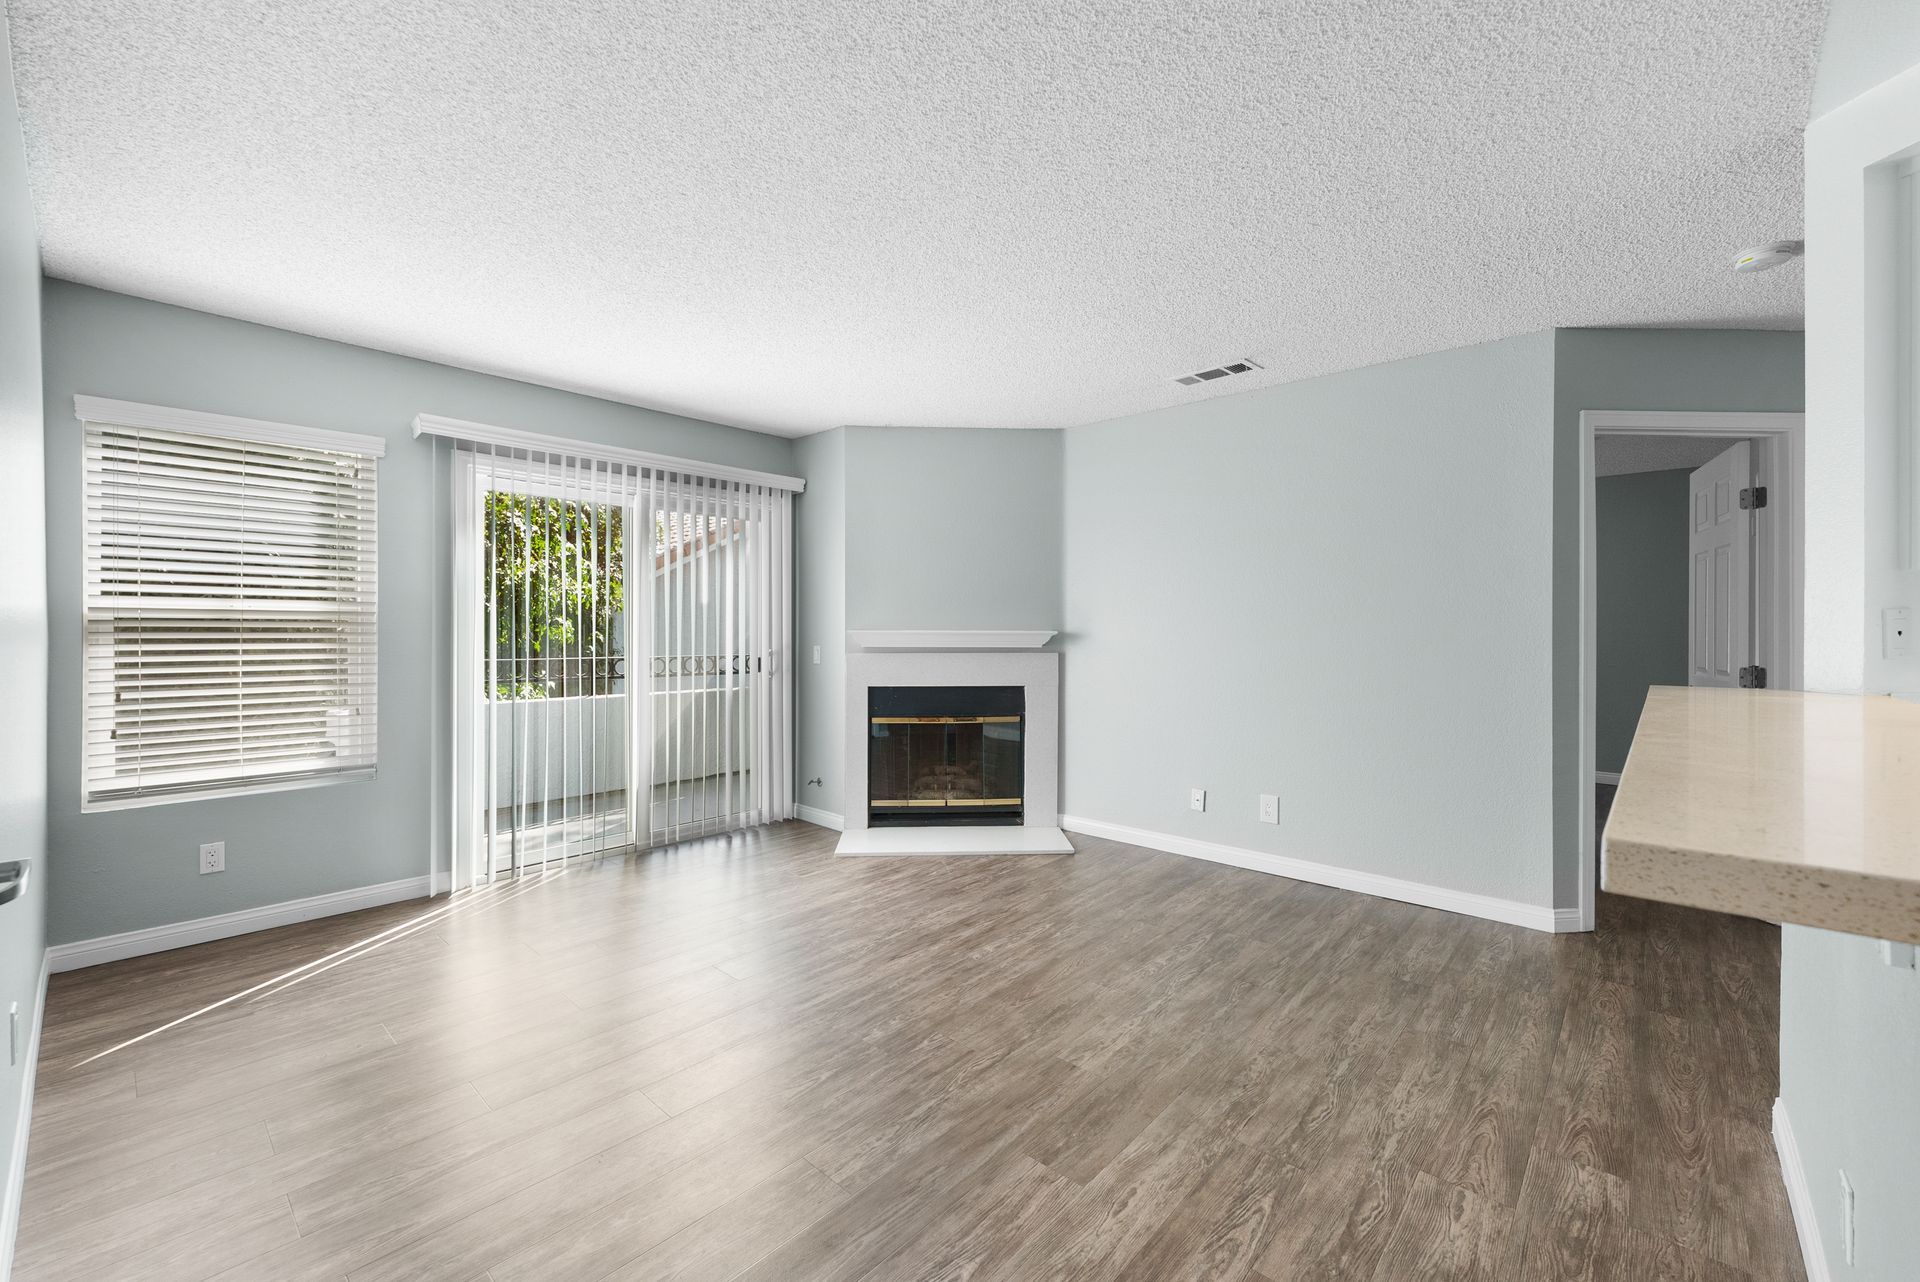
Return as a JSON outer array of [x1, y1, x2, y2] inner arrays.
[[1594, 434, 1741, 477], [6, 1, 1824, 437]]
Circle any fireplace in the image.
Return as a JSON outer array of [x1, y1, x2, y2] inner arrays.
[[867, 685, 1024, 827]]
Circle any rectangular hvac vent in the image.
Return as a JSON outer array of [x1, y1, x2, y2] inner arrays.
[[1175, 359, 1261, 387]]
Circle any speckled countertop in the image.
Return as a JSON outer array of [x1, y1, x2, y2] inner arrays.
[[1602, 687, 1920, 945]]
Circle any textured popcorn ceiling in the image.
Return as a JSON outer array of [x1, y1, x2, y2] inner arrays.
[[6, 1, 1823, 436], [1595, 434, 1741, 477]]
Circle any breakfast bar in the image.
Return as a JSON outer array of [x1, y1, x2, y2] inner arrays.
[[1603, 686, 1920, 945]]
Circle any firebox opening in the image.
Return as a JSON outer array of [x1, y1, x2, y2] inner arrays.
[[868, 685, 1024, 827]]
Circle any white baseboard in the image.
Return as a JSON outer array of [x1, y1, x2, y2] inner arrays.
[[795, 805, 844, 832], [1773, 1097, 1830, 1282], [47, 877, 432, 974], [1594, 770, 1622, 786], [1, 951, 49, 1282], [1058, 815, 1579, 934]]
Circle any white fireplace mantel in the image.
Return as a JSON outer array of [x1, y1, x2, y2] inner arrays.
[[848, 629, 1056, 652]]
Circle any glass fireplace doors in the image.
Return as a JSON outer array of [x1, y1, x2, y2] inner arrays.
[[867, 685, 1024, 826]]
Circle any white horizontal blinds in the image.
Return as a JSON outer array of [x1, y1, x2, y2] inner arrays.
[[472, 446, 635, 879], [643, 471, 793, 846], [81, 418, 379, 808]]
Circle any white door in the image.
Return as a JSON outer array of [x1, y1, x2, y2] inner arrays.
[[1688, 441, 1752, 687]]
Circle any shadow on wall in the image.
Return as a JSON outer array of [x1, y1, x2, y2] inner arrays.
[[1594, 469, 1692, 777]]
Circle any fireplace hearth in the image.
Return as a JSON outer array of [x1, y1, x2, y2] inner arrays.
[[867, 685, 1023, 827]]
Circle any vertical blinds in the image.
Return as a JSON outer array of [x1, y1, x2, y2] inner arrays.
[[450, 437, 795, 886], [80, 404, 382, 808]]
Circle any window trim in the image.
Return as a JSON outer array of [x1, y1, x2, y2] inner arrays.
[[75, 395, 383, 812]]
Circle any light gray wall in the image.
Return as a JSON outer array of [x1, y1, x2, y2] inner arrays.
[[1062, 333, 1558, 906], [1811, 0, 1920, 119], [41, 280, 794, 945], [843, 426, 1063, 630], [1594, 470, 1689, 776], [1550, 328, 1804, 905], [0, 4, 46, 1267], [793, 427, 846, 816], [1781, 920, 1920, 1278]]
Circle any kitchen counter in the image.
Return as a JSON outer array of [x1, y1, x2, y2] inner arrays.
[[1602, 686, 1920, 944]]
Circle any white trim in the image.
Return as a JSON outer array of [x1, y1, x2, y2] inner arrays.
[[795, 804, 844, 830], [1773, 1098, 1832, 1282], [1594, 770, 1622, 786], [848, 630, 1057, 651], [73, 394, 387, 457], [81, 766, 377, 814], [412, 413, 805, 493], [0, 952, 49, 1282], [1578, 410, 1804, 935], [46, 877, 432, 973], [1059, 815, 1576, 934]]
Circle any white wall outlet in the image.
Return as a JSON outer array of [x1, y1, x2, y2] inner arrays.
[[199, 841, 226, 874], [1189, 788, 1206, 813], [1882, 939, 1917, 969], [1840, 1169, 1856, 1265], [1258, 794, 1279, 824], [812, 645, 822, 665], [1885, 606, 1913, 657]]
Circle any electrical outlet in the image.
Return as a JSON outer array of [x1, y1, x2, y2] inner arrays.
[[1886, 607, 1913, 658], [1258, 794, 1279, 824], [1840, 1170, 1855, 1265], [199, 841, 226, 874], [1189, 788, 1206, 813]]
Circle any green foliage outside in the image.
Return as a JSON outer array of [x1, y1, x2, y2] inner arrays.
[[484, 491, 629, 699]]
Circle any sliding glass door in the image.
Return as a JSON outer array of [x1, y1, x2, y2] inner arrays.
[[449, 443, 793, 889]]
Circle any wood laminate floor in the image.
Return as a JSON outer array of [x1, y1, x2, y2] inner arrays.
[[16, 821, 1803, 1281]]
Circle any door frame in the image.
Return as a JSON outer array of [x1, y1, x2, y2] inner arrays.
[[1577, 409, 1805, 932]]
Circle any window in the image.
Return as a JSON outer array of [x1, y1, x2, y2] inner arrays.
[[78, 397, 383, 809]]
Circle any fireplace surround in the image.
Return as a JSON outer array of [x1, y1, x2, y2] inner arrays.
[[836, 633, 1071, 856]]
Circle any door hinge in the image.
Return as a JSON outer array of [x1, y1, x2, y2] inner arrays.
[[1739, 485, 1768, 510], [1739, 665, 1768, 688]]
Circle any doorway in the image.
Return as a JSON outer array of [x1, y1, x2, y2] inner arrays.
[[1576, 411, 1805, 930]]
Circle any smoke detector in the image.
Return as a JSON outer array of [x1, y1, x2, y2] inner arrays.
[[1175, 359, 1262, 387], [1732, 240, 1803, 273]]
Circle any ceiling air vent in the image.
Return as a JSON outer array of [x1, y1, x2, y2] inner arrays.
[[1175, 359, 1262, 387]]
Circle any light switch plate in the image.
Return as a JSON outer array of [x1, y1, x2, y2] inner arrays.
[[1886, 606, 1913, 657], [812, 645, 822, 664], [1882, 939, 1916, 969]]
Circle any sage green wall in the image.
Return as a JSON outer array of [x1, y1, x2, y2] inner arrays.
[[1594, 470, 1689, 776], [1063, 333, 1558, 906], [0, 5, 46, 1268], [843, 426, 1063, 631], [790, 424, 1064, 825], [41, 281, 794, 946], [1549, 328, 1804, 905]]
